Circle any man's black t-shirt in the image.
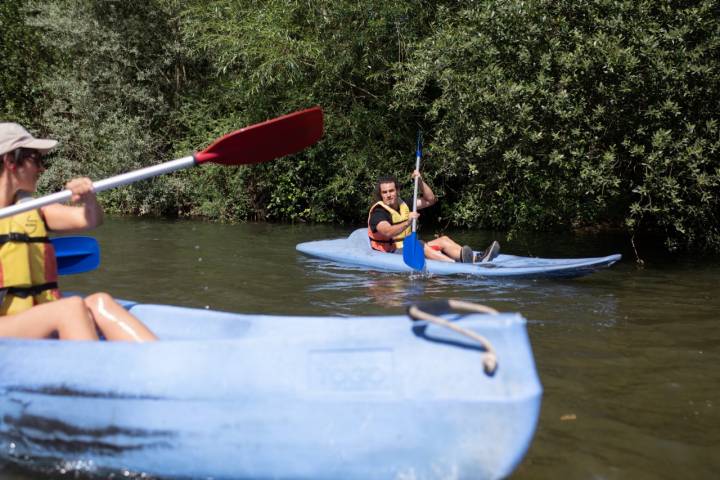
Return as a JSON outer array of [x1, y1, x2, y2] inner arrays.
[[369, 200, 407, 233]]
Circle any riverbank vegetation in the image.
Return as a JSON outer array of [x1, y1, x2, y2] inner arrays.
[[2, 0, 718, 252]]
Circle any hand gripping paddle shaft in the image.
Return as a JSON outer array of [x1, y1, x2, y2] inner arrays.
[[402, 132, 425, 271], [0, 107, 324, 219]]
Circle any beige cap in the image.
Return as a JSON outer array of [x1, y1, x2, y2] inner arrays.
[[0, 122, 58, 156]]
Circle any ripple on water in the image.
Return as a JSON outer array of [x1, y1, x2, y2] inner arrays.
[[47, 219, 720, 480]]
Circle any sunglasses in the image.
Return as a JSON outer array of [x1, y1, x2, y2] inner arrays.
[[14, 148, 48, 169]]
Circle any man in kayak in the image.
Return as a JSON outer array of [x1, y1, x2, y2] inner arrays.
[[368, 171, 500, 263], [0, 122, 157, 341]]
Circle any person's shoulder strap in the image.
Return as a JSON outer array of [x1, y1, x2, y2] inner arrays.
[[369, 203, 392, 232]]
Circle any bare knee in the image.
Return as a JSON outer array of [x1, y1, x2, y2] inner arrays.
[[84, 292, 115, 324], [55, 297, 97, 340], [428, 236, 450, 249], [424, 244, 451, 262], [84, 292, 113, 309], [58, 296, 88, 315]]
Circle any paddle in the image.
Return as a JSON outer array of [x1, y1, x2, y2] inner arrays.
[[52, 236, 100, 275], [402, 131, 426, 271], [0, 107, 324, 219]]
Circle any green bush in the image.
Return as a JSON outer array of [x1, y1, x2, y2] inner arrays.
[[394, 0, 720, 250], [0, 0, 46, 123], [1, 0, 717, 252]]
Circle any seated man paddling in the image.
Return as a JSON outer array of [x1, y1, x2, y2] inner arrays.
[[368, 171, 500, 263]]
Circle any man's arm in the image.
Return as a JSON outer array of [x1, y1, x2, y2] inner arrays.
[[376, 217, 413, 238], [414, 171, 437, 210], [372, 207, 418, 238]]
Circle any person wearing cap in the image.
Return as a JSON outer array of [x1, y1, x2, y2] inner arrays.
[[0, 122, 156, 341]]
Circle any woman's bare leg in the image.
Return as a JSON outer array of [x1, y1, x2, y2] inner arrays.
[[83, 292, 157, 342], [0, 297, 98, 340]]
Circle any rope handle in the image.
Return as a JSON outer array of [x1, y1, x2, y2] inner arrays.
[[407, 299, 498, 375]]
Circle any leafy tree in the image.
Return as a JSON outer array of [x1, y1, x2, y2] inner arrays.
[[394, 0, 720, 251], [29, 0, 194, 215], [0, 0, 45, 123], [2, 0, 717, 252], [170, 0, 439, 222]]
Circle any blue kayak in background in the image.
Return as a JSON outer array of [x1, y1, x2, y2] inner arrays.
[[297, 228, 621, 278], [0, 301, 542, 480]]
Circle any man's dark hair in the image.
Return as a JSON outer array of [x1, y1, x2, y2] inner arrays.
[[374, 175, 398, 202]]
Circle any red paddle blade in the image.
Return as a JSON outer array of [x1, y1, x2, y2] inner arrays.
[[194, 106, 323, 165]]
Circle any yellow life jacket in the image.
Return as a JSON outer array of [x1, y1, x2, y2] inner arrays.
[[0, 207, 60, 315], [367, 201, 411, 252]]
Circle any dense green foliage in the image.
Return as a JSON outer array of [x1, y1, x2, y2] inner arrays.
[[1, 0, 718, 252], [394, 1, 720, 251], [0, 0, 46, 124]]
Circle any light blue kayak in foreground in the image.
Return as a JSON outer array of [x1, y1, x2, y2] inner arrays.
[[297, 228, 622, 278], [0, 300, 542, 479]]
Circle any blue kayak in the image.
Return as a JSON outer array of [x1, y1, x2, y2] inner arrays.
[[0, 300, 542, 479], [297, 228, 621, 278]]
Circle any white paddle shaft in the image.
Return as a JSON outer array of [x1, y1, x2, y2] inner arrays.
[[411, 149, 421, 232], [0, 156, 196, 219]]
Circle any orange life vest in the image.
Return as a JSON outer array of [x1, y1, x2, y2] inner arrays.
[[367, 201, 411, 252], [0, 207, 60, 315]]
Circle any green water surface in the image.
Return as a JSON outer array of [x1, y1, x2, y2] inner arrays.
[[2, 217, 718, 479]]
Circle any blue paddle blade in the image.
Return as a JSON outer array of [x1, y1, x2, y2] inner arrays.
[[51, 236, 100, 275], [403, 233, 425, 271]]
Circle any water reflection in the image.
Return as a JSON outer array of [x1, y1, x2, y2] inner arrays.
[[304, 267, 426, 309], [297, 255, 621, 327]]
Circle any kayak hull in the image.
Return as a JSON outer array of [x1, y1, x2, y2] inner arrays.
[[0, 303, 542, 479], [297, 228, 621, 278]]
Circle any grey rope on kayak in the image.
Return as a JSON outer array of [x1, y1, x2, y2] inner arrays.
[[407, 299, 498, 375]]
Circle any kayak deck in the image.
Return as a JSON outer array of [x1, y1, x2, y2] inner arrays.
[[0, 302, 542, 479], [297, 228, 621, 278]]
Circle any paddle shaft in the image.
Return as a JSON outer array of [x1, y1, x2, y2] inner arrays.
[[411, 140, 422, 232], [0, 106, 323, 220], [0, 157, 196, 219]]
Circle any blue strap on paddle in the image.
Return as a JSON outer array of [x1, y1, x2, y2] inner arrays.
[[52, 236, 100, 275], [402, 131, 426, 271]]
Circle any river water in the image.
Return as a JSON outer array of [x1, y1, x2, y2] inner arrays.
[[2, 217, 718, 479]]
